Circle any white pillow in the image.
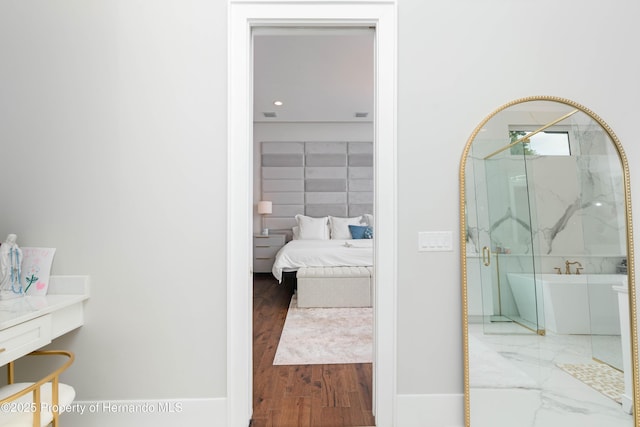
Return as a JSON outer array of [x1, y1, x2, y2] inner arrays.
[[363, 214, 374, 227], [292, 226, 300, 240], [329, 216, 363, 239], [295, 215, 330, 240]]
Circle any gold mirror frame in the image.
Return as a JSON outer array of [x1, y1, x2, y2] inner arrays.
[[459, 95, 638, 426]]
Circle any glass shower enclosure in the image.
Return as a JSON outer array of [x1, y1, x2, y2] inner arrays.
[[466, 130, 543, 335]]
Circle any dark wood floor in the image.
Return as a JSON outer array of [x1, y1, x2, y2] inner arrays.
[[252, 273, 375, 427]]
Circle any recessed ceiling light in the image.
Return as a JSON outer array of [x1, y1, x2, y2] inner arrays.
[[273, 100, 283, 106]]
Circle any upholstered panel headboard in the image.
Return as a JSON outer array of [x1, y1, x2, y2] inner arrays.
[[261, 141, 373, 238]]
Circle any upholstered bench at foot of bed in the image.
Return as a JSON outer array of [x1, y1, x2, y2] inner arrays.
[[296, 266, 372, 308]]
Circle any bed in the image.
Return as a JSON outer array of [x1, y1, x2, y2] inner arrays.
[[270, 214, 373, 280], [270, 214, 374, 307], [272, 238, 373, 282]]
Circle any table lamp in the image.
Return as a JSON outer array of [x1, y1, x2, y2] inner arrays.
[[257, 201, 272, 235]]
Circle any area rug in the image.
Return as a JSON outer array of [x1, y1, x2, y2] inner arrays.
[[273, 294, 373, 365], [557, 363, 624, 404]]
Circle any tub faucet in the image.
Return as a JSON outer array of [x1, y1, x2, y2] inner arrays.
[[565, 260, 583, 275], [553, 267, 562, 275]]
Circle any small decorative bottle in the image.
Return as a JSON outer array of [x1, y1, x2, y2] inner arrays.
[[0, 234, 23, 300]]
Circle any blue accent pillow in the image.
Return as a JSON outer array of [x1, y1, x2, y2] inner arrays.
[[349, 225, 373, 239]]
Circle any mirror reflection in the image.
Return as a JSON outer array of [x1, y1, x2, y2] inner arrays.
[[461, 97, 637, 427]]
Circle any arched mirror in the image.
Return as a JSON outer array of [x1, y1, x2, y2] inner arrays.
[[460, 96, 638, 426]]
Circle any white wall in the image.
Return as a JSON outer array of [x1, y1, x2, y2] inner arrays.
[[1, 0, 640, 425], [0, 0, 228, 404], [397, 0, 640, 401]]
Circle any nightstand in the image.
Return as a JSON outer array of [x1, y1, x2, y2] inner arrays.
[[253, 234, 286, 273]]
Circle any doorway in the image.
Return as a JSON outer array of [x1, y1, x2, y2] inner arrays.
[[227, 2, 397, 426], [252, 27, 375, 426]]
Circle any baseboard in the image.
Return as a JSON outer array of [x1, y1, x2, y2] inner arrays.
[[397, 393, 465, 427], [63, 394, 462, 426], [62, 398, 226, 426]]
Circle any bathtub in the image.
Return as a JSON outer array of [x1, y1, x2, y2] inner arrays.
[[506, 273, 627, 334]]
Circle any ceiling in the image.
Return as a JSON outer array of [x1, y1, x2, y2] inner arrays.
[[253, 28, 374, 123]]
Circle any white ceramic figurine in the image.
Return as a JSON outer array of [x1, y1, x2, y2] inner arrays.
[[0, 234, 23, 299]]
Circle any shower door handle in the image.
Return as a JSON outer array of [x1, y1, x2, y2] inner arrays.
[[482, 246, 491, 266]]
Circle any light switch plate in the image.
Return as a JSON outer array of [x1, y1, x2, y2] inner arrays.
[[418, 231, 453, 252]]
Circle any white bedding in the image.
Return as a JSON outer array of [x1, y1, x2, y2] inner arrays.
[[272, 239, 373, 282]]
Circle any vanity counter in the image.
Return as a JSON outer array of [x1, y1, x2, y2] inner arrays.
[[0, 275, 89, 366]]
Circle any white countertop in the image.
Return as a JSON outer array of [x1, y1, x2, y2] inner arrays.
[[0, 275, 89, 331]]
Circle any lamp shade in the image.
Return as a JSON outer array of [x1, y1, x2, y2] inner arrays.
[[257, 201, 272, 214]]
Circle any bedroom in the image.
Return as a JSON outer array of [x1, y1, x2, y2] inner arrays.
[[251, 28, 376, 425]]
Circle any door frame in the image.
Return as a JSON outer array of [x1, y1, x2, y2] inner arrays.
[[227, 1, 397, 426]]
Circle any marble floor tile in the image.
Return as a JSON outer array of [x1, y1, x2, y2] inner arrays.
[[468, 322, 633, 426]]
